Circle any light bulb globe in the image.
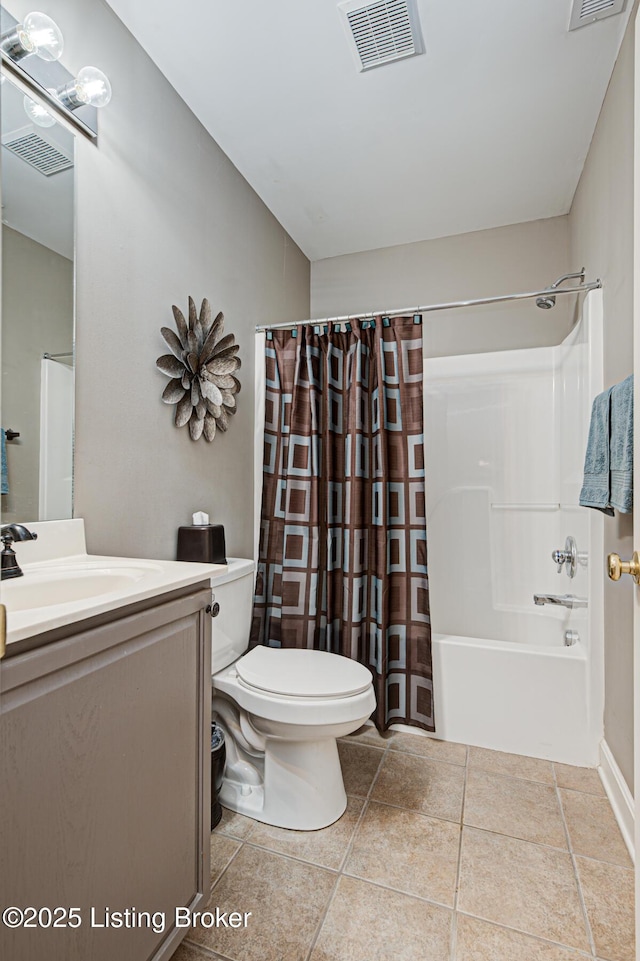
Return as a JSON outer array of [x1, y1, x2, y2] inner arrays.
[[22, 11, 63, 62], [75, 66, 111, 108], [23, 93, 56, 128]]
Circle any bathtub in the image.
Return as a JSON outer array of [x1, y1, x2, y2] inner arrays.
[[421, 291, 604, 767], [431, 630, 592, 764]]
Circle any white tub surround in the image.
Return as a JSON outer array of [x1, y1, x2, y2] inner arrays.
[[4, 518, 220, 644], [424, 290, 604, 765]]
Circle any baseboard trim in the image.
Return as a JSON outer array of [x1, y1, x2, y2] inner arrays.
[[598, 739, 635, 863]]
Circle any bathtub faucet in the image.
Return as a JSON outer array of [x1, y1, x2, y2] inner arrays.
[[533, 593, 588, 609]]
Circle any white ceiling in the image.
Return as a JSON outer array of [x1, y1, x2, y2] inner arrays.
[[105, 0, 631, 261], [1, 77, 74, 260]]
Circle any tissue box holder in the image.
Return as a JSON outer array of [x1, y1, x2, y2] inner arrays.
[[177, 525, 227, 564]]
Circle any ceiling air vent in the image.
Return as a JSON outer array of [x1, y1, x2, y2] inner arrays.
[[569, 0, 627, 30], [1, 125, 74, 177], [338, 0, 424, 71]]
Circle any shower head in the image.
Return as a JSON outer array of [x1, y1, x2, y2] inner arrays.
[[535, 269, 586, 310], [536, 295, 556, 309]]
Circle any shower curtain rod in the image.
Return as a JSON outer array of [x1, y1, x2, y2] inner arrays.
[[254, 279, 602, 333], [43, 352, 73, 359]]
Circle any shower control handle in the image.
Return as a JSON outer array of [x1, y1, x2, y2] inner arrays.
[[552, 536, 578, 578], [607, 552, 640, 584], [552, 549, 569, 574]]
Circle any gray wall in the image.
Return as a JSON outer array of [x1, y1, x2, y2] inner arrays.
[[569, 16, 636, 792], [1, 226, 73, 524], [6, 0, 310, 560], [311, 216, 573, 356]]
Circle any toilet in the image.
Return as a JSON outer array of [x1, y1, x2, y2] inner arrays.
[[211, 558, 376, 830]]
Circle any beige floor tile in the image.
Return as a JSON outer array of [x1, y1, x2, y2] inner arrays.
[[457, 827, 590, 952], [247, 796, 364, 870], [464, 769, 567, 848], [554, 763, 606, 796], [371, 751, 465, 821], [170, 941, 222, 960], [454, 915, 587, 960], [338, 741, 385, 797], [560, 790, 632, 867], [389, 732, 467, 765], [468, 747, 554, 784], [210, 834, 242, 884], [216, 806, 256, 840], [192, 846, 336, 961], [576, 856, 635, 961], [344, 801, 460, 906], [341, 723, 393, 747], [310, 875, 452, 961]]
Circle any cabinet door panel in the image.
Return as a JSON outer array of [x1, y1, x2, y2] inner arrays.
[[0, 594, 211, 961]]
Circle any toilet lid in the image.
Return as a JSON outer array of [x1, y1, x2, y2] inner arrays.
[[236, 647, 373, 698]]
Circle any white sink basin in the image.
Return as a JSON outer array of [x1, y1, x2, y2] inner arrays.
[[3, 520, 224, 647], [3, 565, 155, 612]]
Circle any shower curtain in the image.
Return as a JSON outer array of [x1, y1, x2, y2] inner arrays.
[[251, 316, 433, 732]]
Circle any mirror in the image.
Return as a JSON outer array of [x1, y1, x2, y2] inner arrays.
[[1, 72, 75, 523]]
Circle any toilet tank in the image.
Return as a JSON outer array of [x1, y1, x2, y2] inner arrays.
[[210, 558, 256, 673]]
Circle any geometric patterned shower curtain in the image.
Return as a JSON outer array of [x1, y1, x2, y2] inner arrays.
[[250, 315, 434, 732]]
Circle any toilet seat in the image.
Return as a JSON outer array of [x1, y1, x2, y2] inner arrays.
[[235, 646, 372, 699], [214, 657, 375, 728]]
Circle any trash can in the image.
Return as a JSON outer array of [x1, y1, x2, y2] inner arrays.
[[210, 722, 226, 830]]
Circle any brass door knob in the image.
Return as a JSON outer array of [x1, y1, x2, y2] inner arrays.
[[607, 552, 640, 584]]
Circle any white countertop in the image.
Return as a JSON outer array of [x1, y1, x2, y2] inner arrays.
[[5, 553, 222, 645], [3, 519, 224, 646]]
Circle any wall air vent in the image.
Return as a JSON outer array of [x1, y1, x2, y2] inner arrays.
[[338, 0, 424, 71], [569, 0, 627, 31], [1, 125, 74, 177]]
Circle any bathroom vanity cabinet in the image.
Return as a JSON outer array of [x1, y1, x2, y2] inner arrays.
[[0, 581, 212, 961]]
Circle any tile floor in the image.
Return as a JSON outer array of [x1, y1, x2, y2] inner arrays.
[[171, 727, 635, 961]]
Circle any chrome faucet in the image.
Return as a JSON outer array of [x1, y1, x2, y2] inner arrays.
[[533, 593, 587, 610], [1, 524, 38, 579], [552, 536, 577, 577], [550, 535, 588, 578]]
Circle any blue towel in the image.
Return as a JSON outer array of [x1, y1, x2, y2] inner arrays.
[[1, 429, 8, 495], [610, 375, 634, 512], [579, 376, 633, 515], [579, 388, 614, 515]]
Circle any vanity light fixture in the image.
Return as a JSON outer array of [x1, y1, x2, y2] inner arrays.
[[56, 66, 111, 110], [0, 5, 111, 139], [0, 11, 63, 63], [23, 91, 56, 127]]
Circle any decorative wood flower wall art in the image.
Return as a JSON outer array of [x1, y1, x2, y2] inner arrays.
[[156, 297, 241, 442]]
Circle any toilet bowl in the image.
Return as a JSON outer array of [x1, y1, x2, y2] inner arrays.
[[210, 559, 376, 830]]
